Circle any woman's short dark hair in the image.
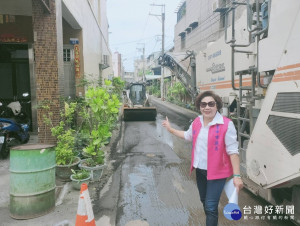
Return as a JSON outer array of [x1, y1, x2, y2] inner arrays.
[[195, 91, 223, 112]]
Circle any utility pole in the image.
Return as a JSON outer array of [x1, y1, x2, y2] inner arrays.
[[137, 43, 145, 82], [143, 46, 145, 82], [150, 4, 165, 100]]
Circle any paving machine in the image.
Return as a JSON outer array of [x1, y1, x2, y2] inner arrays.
[[122, 83, 157, 121], [160, 0, 300, 223]]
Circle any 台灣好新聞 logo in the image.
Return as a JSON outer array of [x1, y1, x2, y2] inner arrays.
[[223, 203, 242, 220]]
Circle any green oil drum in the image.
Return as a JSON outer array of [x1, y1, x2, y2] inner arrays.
[[9, 144, 56, 219]]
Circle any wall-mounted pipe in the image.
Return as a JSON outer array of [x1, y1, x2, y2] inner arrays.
[[255, 0, 271, 88], [231, 6, 238, 91], [234, 50, 253, 54]]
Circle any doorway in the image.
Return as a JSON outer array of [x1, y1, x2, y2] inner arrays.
[[63, 45, 75, 99], [0, 44, 32, 128]]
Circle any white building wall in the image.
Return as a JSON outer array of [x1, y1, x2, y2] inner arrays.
[[174, 0, 245, 53], [112, 52, 121, 77], [134, 57, 144, 81], [63, 0, 111, 84], [100, 0, 109, 52], [99, 0, 112, 80]]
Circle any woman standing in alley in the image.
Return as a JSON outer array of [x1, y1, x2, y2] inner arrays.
[[162, 90, 243, 226]]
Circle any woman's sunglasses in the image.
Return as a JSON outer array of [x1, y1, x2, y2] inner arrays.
[[200, 101, 216, 108]]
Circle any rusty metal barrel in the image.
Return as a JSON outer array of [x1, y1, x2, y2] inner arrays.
[[9, 144, 56, 219]]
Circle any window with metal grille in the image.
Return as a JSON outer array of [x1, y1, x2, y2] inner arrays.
[[177, 2, 186, 22], [63, 49, 71, 62], [181, 34, 186, 50]]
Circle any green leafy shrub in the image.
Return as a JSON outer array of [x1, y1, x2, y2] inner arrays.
[[148, 81, 161, 98], [42, 101, 78, 165], [167, 82, 187, 101], [71, 169, 90, 180], [41, 78, 123, 167], [81, 80, 121, 166], [112, 77, 125, 100]]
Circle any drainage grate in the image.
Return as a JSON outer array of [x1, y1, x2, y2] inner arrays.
[[272, 92, 300, 114], [267, 115, 300, 156]]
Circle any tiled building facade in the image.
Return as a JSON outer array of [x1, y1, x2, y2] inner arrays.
[[0, 0, 112, 143]]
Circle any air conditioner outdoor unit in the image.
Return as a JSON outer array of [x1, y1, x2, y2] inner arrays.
[[212, 1, 219, 12], [212, 0, 228, 13]]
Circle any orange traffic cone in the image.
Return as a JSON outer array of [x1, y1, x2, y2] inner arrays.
[[75, 183, 96, 226]]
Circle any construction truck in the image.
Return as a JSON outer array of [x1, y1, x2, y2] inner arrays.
[[160, 0, 300, 223], [122, 83, 157, 121]]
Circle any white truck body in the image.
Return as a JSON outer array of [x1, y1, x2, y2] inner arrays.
[[196, 0, 300, 223]]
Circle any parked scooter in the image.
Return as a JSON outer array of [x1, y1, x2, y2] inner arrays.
[[0, 93, 31, 158], [0, 124, 9, 158]]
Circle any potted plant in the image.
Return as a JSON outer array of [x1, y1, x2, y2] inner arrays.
[[74, 130, 90, 158], [78, 121, 109, 182], [79, 150, 105, 181], [70, 169, 91, 190], [78, 81, 121, 181], [42, 101, 80, 181], [52, 127, 80, 181]]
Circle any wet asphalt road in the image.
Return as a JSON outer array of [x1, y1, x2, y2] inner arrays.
[[96, 97, 295, 226], [0, 97, 295, 226]]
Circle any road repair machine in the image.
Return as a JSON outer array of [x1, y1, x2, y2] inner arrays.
[[122, 83, 157, 121], [159, 0, 300, 224]]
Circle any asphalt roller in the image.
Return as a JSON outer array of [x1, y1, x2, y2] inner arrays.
[[122, 83, 157, 121]]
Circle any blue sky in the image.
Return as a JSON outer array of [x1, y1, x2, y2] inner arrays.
[[107, 0, 182, 71]]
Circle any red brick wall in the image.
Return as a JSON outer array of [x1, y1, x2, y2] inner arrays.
[[32, 0, 62, 144]]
